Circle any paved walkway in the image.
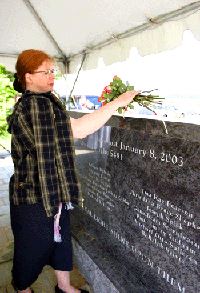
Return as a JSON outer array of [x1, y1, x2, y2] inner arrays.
[[0, 154, 90, 293]]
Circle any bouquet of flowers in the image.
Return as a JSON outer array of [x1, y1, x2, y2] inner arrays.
[[98, 76, 164, 114]]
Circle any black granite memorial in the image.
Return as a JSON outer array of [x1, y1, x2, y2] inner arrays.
[[70, 112, 200, 293]]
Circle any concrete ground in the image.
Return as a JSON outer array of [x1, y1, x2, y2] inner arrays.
[[0, 153, 90, 293]]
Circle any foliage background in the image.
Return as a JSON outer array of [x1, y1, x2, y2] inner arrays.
[[0, 65, 16, 136]]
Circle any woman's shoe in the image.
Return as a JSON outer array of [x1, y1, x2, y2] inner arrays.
[[55, 284, 89, 293]]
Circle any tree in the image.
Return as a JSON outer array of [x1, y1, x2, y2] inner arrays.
[[0, 65, 16, 136]]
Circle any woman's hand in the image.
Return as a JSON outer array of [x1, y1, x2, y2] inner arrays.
[[112, 90, 140, 108], [70, 90, 140, 139]]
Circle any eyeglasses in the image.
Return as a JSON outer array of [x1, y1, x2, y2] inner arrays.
[[32, 68, 57, 76]]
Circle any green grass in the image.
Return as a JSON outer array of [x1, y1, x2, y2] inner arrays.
[[0, 134, 11, 152]]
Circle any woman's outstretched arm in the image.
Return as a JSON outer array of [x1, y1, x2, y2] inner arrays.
[[70, 90, 139, 139]]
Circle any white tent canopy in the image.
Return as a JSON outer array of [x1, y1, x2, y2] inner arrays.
[[1, 0, 200, 72]]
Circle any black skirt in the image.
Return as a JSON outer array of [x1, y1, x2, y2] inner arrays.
[[10, 202, 73, 290]]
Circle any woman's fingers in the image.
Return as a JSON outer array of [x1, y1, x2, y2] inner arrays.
[[116, 90, 140, 107]]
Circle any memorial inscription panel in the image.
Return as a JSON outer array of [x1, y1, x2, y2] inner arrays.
[[70, 114, 200, 293]]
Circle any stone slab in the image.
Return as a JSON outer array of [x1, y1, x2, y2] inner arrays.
[[71, 113, 200, 293]]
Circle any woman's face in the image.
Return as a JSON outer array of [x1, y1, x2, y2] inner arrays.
[[25, 59, 55, 93]]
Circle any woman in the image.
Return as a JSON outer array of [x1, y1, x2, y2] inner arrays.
[[7, 49, 139, 293]]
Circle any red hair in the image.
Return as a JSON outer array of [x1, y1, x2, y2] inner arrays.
[[15, 49, 53, 90]]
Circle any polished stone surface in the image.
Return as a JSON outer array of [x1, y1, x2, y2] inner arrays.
[[70, 113, 200, 293], [73, 239, 119, 293]]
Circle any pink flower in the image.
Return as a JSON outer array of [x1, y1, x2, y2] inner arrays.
[[104, 86, 112, 93], [98, 94, 107, 105]]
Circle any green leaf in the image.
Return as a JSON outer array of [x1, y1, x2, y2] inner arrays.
[[118, 107, 123, 114], [118, 85, 127, 94], [129, 104, 134, 109], [103, 93, 110, 99], [127, 85, 134, 91]]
